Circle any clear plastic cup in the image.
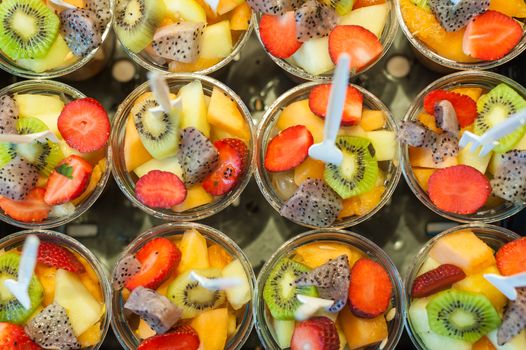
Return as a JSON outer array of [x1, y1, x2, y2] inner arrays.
[[254, 82, 401, 229], [401, 70, 526, 223], [0, 229, 112, 350], [0, 80, 112, 229], [404, 223, 521, 350], [110, 73, 255, 221], [254, 229, 406, 350], [111, 222, 255, 350]]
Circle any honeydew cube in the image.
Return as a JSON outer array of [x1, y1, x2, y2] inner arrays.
[[133, 157, 183, 178], [200, 21, 233, 59], [272, 319, 295, 349], [221, 259, 251, 310], [17, 35, 77, 73], [366, 130, 396, 161], [338, 3, 389, 38], [292, 37, 335, 76], [164, 0, 206, 22]]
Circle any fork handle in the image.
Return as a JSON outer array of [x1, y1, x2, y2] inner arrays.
[[324, 54, 350, 144]]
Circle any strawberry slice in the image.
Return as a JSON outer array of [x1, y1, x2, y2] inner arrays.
[[0, 188, 51, 222], [427, 165, 491, 215], [221, 138, 249, 173], [138, 325, 200, 350], [260, 12, 302, 58], [463, 11, 522, 61], [58, 97, 110, 153], [291, 317, 340, 350], [328, 25, 383, 72], [0, 323, 40, 350], [202, 140, 243, 196], [348, 258, 393, 318], [309, 84, 363, 125], [264, 125, 314, 172], [135, 170, 187, 208], [38, 241, 86, 273], [125, 237, 181, 290], [44, 155, 93, 206], [423, 89, 477, 127], [496, 238, 526, 276], [411, 264, 466, 298]]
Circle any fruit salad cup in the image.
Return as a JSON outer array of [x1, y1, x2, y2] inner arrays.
[[398, 71, 526, 223], [405, 223, 526, 350], [255, 82, 401, 228], [111, 222, 255, 350], [396, 0, 526, 71], [249, 0, 398, 81], [0, 0, 113, 79], [113, 0, 253, 75], [111, 73, 254, 221], [254, 229, 406, 350], [0, 80, 112, 229], [0, 230, 111, 349]]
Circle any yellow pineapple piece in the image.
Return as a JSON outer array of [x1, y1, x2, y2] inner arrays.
[[35, 265, 57, 306], [136, 319, 156, 339], [78, 322, 102, 347], [359, 110, 386, 131], [172, 185, 213, 212], [277, 99, 324, 143], [338, 186, 385, 218], [294, 242, 364, 268], [72, 159, 106, 206], [230, 3, 251, 30], [417, 257, 440, 276], [418, 112, 441, 133], [451, 87, 483, 102], [177, 229, 210, 273], [490, 0, 526, 18], [338, 305, 388, 349], [168, 57, 222, 73], [208, 244, 233, 269], [412, 167, 436, 191], [207, 87, 250, 140], [293, 157, 325, 186], [191, 308, 229, 350]]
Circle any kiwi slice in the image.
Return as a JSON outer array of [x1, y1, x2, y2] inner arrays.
[[475, 84, 526, 154], [0, 143, 16, 169], [426, 290, 501, 343], [319, 0, 353, 15], [263, 258, 318, 321], [114, 0, 166, 53], [324, 136, 378, 199], [0, 252, 43, 324], [0, 0, 60, 60], [167, 268, 226, 319], [16, 117, 48, 134]]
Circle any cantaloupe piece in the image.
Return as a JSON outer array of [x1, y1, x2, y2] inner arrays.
[[360, 110, 386, 131], [409, 147, 458, 168], [473, 336, 497, 350], [78, 322, 102, 347], [413, 167, 436, 191], [417, 112, 441, 133], [428, 230, 496, 274], [200, 21, 233, 59], [277, 99, 324, 143], [294, 243, 363, 268], [124, 114, 153, 172], [190, 308, 229, 350], [177, 229, 210, 273], [217, 0, 243, 14], [293, 157, 325, 186], [207, 87, 249, 139], [338, 304, 388, 349], [229, 2, 251, 30], [489, 0, 526, 18], [338, 186, 385, 218], [451, 87, 484, 102], [208, 244, 232, 269], [172, 184, 213, 212]]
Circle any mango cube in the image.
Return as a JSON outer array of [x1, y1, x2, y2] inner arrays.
[[191, 308, 228, 350], [293, 157, 325, 186], [172, 184, 213, 212], [338, 305, 388, 349], [294, 242, 363, 268]]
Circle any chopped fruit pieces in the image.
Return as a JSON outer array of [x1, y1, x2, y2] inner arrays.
[[78, 322, 102, 348], [424, 90, 477, 128], [366, 130, 396, 161], [138, 326, 200, 350], [291, 317, 340, 350], [413, 168, 436, 191], [190, 308, 228, 350], [339, 3, 388, 38], [177, 229, 210, 273], [264, 125, 314, 172], [44, 155, 93, 206], [277, 99, 324, 143], [338, 186, 385, 218], [207, 87, 250, 140], [38, 242, 85, 273], [473, 337, 496, 350], [338, 306, 388, 350], [71, 158, 106, 206], [172, 185, 213, 212], [309, 85, 363, 125], [360, 110, 386, 131], [259, 13, 302, 58], [202, 140, 243, 195], [208, 244, 232, 269], [490, 0, 526, 18], [412, 264, 466, 298], [135, 171, 187, 208], [294, 242, 364, 268], [0, 323, 40, 350], [496, 238, 526, 276], [0, 187, 51, 222], [294, 157, 325, 186]]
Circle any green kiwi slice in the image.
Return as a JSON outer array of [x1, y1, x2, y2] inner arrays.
[[16, 117, 48, 134], [319, 0, 354, 15], [427, 290, 501, 343], [475, 84, 526, 154], [324, 136, 379, 199], [0, 0, 60, 60], [0, 143, 16, 169]]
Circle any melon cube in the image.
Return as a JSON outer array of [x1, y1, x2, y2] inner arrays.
[[366, 130, 396, 161], [177, 229, 210, 273], [489, 153, 504, 176], [413, 167, 436, 191], [207, 87, 249, 139], [294, 242, 363, 268], [487, 329, 526, 350], [277, 99, 324, 143], [200, 21, 233, 59], [360, 110, 386, 131], [292, 37, 335, 76], [272, 319, 295, 349], [293, 157, 325, 186], [338, 304, 388, 349], [229, 2, 251, 30], [14, 94, 64, 136], [164, 0, 206, 22], [124, 114, 153, 171], [179, 80, 210, 137], [338, 3, 388, 38], [453, 265, 507, 312], [190, 308, 228, 350], [409, 146, 458, 168], [458, 143, 492, 174], [221, 259, 251, 310], [133, 157, 183, 178], [172, 184, 213, 212]]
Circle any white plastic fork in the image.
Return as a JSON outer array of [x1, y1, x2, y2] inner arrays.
[[294, 295, 334, 321], [147, 71, 182, 118], [0, 130, 58, 144], [189, 271, 242, 291], [484, 272, 526, 301], [459, 108, 526, 157]]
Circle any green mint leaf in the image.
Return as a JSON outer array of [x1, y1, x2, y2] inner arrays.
[[55, 164, 74, 179]]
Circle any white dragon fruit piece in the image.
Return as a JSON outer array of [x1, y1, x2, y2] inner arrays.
[[152, 22, 205, 63]]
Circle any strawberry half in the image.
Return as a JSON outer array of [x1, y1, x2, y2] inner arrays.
[[44, 155, 93, 206], [291, 317, 340, 350], [138, 325, 200, 350], [427, 165, 491, 215], [423, 89, 477, 127], [38, 241, 86, 273], [496, 238, 526, 276], [135, 170, 187, 208], [348, 258, 393, 318], [463, 11, 522, 61], [202, 140, 243, 196], [58, 97, 110, 153], [328, 25, 383, 72], [309, 84, 363, 125], [222, 138, 249, 173], [125, 237, 181, 290], [260, 12, 302, 58], [411, 264, 466, 298], [0, 323, 40, 350], [0, 187, 51, 222], [264, 125, 314, 172]]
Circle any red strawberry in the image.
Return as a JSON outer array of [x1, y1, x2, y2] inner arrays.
[[411, 264, 466, 298], [496, 238, 526, 276], [264, 125, 314, 172], [221, 138, 249, 173], [309, 84, 363, 125], [125, 237, 181, 290], [135, 170, 187, 208], [202, 140, 242, 196], [427, 165, 491, 215], [0, 323, 40, 350], [138, 325, 200, 350], [291, 317, 340, 350], [0, 188, 51, 222], [260, 12, 302, 59], [38, 242, 86, 273], [463, 11, 522, 61], [44, 155, 93, 206], [328, 25, 383, 72], [423, 90, 477, 127], [348, 258, 392, 318], [58, 97, 110, 153]]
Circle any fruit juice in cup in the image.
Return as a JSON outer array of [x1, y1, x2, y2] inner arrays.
[[0, 80, 112, 229], [112, 0, 253, 75], [111, 222, 255, 350], [398, 71, 526, 223], [254, 229, 406, 350], [404, 223, 526, 350], [254, 82, 401, 228], [0, 230, 111, 349], [395, 0, 526, 71], [248, 0, 398, 81], [0, 0, 113, 79], [111, 73, 254, 221]]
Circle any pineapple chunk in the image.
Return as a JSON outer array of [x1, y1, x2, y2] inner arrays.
[[487, 329, 526, 350], [338, 3, 388, 38], [200, 21, 233, 59], [221, 259, 251, 310], [453, 265, 507, 312], [191, 308, 228, 350], [277, 99, 324, 143], [179, 80, 210, 137], [14, 94, 64, 136], [413, 168, 436, 191], [207, 87, 249, 139], [172, 184, 213, 212], [338, 304, 388, 349], [294, 242, 363, 268], [367, 130, 396, 161], [16, 35, 77, 73], [292, 37, 334, 76], [360, 110, 386, 131], [217, 0, 243, 14], [164, 0, 206, 22], [124, 114, 153, 171], [177, 229, 210, 273], [229, 3, 251, 30], [133, 157, 183, 178], [208, 244, 232, 269], [293, 157, 325, 186]]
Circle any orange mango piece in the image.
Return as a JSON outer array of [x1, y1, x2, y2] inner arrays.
[[35, 265, 57, 306], [294, 242, 364, 268], [72, 158, 106, 206], [168, 57, 222, 73], [490, 0, 526, 18], [208, 244, 233, 269], [338, 305, 388, 349], [230, 2, 251, 30], [338, 186, 385, 218], [277, 99, 324, 143], [191, 308, 229, 350], [293, 157, 325, 186], [412, 168, 436, 191], [124, 113, 152, 172], [360, 110, 386, 131], [417, 112, 441, 133]]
